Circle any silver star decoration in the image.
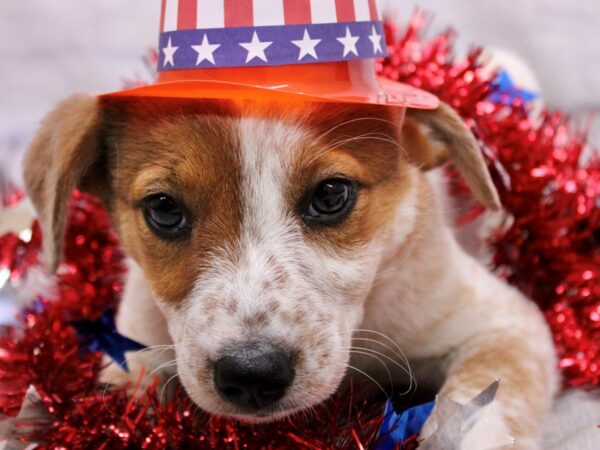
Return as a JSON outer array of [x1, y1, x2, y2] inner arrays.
[[419, 381, 515, 450]]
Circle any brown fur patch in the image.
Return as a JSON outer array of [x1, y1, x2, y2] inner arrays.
[[100, 98, 243, 305], [287, 104, 414, 251]]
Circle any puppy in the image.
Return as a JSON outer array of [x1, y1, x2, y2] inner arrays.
[[23, 95, 558, 449]]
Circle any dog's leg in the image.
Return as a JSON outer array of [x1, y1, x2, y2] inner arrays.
[[420, 297, 558, 450]]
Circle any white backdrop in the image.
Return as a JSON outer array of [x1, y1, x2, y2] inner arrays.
[[1, 0, 599, 181]]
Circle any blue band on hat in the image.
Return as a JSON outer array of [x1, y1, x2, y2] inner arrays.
[[158, 21, 387, 71]]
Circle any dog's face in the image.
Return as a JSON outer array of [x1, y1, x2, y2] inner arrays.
[[23, 96, 498, 422]]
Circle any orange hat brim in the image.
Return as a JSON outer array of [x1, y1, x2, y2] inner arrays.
[[100, 77, 439, 110]]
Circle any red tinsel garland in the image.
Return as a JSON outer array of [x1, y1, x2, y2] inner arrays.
[[0, 13, 598, 449]]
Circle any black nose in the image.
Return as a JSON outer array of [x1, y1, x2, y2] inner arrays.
[[213, 345, 295, 410]]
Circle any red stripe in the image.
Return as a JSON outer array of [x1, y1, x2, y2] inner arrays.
[[224, 0, 253, 27], [177, 0, 197, 30], [160, 0, 167, 32], [335, 0, 355, 22], [368, 0, 378, 20], [284, 0, 311, 24]]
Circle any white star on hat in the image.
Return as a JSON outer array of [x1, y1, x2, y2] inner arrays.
[[191, 34, 221, 65], [368, 26, 383, 55], [337, 27, 360, 57], [162, 37, 178, 67], [291, 29, 321, 61], [239, 31, 273, 63]]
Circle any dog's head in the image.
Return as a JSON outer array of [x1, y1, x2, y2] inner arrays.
[[23, 95, 498, 421]]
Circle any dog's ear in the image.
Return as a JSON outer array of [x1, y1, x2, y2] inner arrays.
[[23, 95, 105, 273], [401, 102, 501, 210]]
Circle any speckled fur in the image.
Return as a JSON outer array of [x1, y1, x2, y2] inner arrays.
[[23, 96, 558, 449]]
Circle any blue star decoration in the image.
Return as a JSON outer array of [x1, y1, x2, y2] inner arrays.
[[488, 69, 538, 105], [377, 400, 435, 450], [71, 308, 146, 372]]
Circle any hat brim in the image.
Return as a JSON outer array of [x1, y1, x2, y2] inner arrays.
[[100, 76, 439, 110]]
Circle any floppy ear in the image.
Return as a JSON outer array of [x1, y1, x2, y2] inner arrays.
[[23, 95, 105, 273], [401, 101, 501, 210]]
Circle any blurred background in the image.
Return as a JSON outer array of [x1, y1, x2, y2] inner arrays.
[[1, 0, 599, 184]]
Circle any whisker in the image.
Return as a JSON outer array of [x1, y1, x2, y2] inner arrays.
[[351, 337, 410, 368], [138, 358, 179, 389], [307, 116, 401, 150], [345, 348, 394, 399], [353, 330, 412, 370], [344, 363, 390, 401], [303, 132, 409, 167], [352, 329, 417, 394], [353, 337, 417, 395], [327, 134, 405, 153], [109, 344, 177, 374], [160, 372, 180, 403], [346, 346, 414, 396], [329, 361, 390, 402], [347, 343, 411, 377], [149, 359, 179, 376], [302, 115, 408, 162]]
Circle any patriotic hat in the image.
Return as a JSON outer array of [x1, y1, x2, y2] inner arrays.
[[103, 0, 438, 109]]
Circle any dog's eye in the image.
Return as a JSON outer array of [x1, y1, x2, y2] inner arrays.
[[302, 178, 357, 226], [143, 194, 190, 239]]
